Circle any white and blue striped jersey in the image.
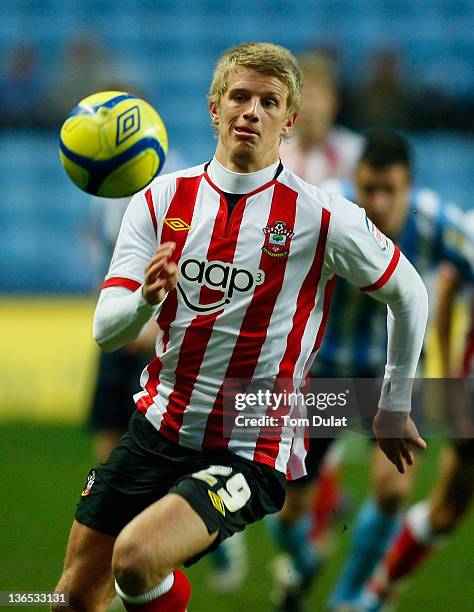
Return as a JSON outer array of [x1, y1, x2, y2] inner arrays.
[[315, 182, 472, 378]]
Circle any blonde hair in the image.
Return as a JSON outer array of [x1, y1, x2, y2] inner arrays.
[[208, 42, 303, 118]]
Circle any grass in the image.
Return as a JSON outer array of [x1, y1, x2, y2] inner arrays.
[[0, 423, 473, 611]]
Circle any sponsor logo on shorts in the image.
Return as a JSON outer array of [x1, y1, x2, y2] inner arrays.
[[208, 490, 226, 517], [81, 470, 96, 496]]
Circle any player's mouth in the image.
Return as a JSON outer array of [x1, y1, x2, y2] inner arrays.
[[234, 126, 259, 138]]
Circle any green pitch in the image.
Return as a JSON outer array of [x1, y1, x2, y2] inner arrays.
[[1, 424, 473, 611]]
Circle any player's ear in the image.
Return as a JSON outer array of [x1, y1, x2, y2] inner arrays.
[[209, 100, 220, 126], [281, 113, 297, 137]]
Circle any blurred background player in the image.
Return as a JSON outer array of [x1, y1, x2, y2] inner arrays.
[[268, 130, 472, 612], [325, 132, 473, 611], [280, 51, 363, 184], [356, 262, 474, 612]]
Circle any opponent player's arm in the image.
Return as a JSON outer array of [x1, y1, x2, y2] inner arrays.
[[435, 210, 474, 376], [93, 189, 178, 352], [435, 262, 462, 377], [325, 195, 428, 472]]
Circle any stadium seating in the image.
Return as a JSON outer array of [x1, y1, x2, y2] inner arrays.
[[0, 131, 472, 293], [0, 0, 472, 292]]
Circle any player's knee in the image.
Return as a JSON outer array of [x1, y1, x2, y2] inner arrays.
[[112, 536, 168, 595], [112, 538, 148, 594]]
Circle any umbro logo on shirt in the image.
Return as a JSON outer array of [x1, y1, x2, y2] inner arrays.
[[163, 217, 192, 231]]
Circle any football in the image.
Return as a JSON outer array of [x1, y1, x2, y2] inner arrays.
[[59, 91, 168, 197]]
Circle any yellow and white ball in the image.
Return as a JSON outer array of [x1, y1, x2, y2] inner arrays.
[[59, 91, 168, 197]]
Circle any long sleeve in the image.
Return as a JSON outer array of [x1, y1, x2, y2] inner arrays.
[[91, 185, 164, 352], [93, 286, 163, 352], [369, 254, 428, 411], [324, 194, 428, 411]]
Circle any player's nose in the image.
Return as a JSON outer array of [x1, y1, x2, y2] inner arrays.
[[371, 192, 389, 213], [242, 97, 260, 121]]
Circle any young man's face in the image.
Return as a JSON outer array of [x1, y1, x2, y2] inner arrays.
[[355, 162, 411, 236], [210, 67, 296, 172]]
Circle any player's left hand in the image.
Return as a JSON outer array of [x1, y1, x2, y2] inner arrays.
[[373, 409, 427, 474]]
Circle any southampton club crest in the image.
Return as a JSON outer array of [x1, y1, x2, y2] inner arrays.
[[262, 220, 295, 258]]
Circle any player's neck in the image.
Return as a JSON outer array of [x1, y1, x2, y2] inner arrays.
[[208, 156, 279, 194]]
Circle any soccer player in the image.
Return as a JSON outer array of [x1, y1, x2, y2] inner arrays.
[[52, 43, 428, 612], [324, 133, 473, 611], [280, 51, 363, 183], [357, 264, 474, 612]]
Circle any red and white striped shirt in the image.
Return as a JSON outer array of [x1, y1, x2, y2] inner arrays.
[[97, 160, 426, 478]]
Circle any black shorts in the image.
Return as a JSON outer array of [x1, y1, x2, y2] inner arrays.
[[76, 411, 286, 565], [88, 349, 151, 432], [286, 437, 335, 486], [450, 438, 474, 463]]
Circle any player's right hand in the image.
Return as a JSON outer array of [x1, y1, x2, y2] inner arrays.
[[373, 409, 427, 474], [142, 241, 179, 305]]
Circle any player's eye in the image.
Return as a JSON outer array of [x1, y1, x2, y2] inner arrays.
[[263, 98, 277, 108]]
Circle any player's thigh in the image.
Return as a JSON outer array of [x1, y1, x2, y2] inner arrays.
[[371, 444, 417, 513], [113, 492, 217, 584], [54, 519, 116, 610]]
